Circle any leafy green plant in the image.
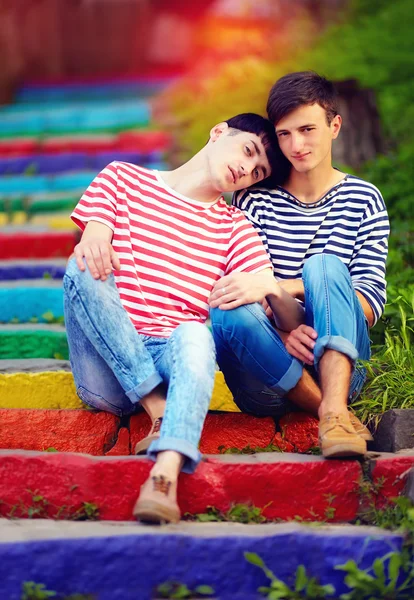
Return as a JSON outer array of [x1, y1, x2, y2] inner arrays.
[[357, 496, 414, 536], [41, 312, 65, 325], [352, 296, 414, 425], [336, 552, 414, 599], [154, 581, 215, 599], [21, 582, 56, 600], [244, 552, 335, 599], [72, 502, 100, 521], [185, 502, 270, 524], [218, 442, 284, 454], [21, 583, 94, 600], [0, 490, 100, 521]]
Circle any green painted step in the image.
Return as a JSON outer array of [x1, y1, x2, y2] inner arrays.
[[0, 191, 80, 217], [0, 325, 68, 360]]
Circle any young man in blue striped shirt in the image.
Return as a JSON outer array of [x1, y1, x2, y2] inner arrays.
[[209, 71, 389, 459]]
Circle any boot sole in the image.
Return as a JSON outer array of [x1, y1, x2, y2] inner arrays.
[[133, 500, 180, 524], [358, 432, 374, 442], [134, 434, 160, 455], [322, 441, 367, 459]]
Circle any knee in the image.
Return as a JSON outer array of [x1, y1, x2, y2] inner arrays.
[[64, 257, 89, 286], [176, 322, 216, 372], [63, 257, 105, 294], [303, 253, 348, 283], [210, 303, 265, 334], [178, 321, 215, 352]]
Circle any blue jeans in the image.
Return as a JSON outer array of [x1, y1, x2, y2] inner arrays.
[[211, 254, 371, 417], [63, 258, 216, 473]]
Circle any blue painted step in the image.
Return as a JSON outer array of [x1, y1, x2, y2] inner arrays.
[[0, 100, 150, 136], [0, 151, 166, 175], [0, 260, 67, 281], [0, 280, 63, 323], [0, 520, 406, 600], [14, 78, 178, 103]]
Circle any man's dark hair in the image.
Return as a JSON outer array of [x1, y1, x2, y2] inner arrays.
[[266, 71, 339, 126], [224, 113, 290, 186]]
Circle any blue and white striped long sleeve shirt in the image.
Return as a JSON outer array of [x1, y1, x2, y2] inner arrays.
[[234, 175, 390, 325]]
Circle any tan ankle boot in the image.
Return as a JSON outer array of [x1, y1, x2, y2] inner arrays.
[[319, 412, 367, 458], [135, 417, 163, 455], [133, 474, 180, 524], [348, 412, 374, 442]]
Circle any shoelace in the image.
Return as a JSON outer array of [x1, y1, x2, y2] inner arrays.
[[152, 475, 171, 495], [152, 417, 163, 434], [322, 414, 353, 433]]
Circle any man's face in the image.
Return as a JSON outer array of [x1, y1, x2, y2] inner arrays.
[[275, 103, 341, 174], [208, 124, 271, 193]]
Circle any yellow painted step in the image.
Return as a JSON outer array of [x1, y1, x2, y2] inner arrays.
[[0, 370, 240, 412], [0, 212, 76, 229]]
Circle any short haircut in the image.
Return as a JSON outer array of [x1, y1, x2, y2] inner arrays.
[[266, 71, 339, 126], [225, 113, 290, 186]]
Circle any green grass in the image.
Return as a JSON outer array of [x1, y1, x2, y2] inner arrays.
[[353, 292, 414, 426]]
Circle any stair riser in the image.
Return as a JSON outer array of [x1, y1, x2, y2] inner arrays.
[[0, 522, 405, 600], [0, 370, 238, 412]]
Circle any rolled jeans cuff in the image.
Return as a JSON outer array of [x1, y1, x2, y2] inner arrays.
[[126, 372, 163, 404], [147, 436, 201, 474], [273, 357, 303, 395], [314, 335, 359, 370]]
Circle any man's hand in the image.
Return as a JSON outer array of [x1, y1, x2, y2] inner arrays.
[[285, 324, 318, 365], [74, 238, 121, 281], [278, 278, 305, 301], [209, 270, 277, 311], [261, 298, 274, 319]]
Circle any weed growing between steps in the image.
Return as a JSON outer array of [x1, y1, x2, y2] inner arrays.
[[217, 442, 321, 455], [154, 582, 215, 598], [242, 497, 414, 599], [184, 503, 270, 524], [218, 442, 284, 454], [21, 581, 216, 600], [185, 495, 337, 525], [21, 582, 94, 600], [0, 489, 99, 520], [245, 553, 335, 599], [244, 549, 414, 599]]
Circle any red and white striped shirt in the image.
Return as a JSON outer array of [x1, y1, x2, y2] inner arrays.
[[71, 161, 271, 337]]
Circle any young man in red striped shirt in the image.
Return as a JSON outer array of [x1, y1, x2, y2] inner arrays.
[[64, 113, 304, 523]]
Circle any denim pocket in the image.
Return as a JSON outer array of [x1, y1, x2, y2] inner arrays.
[[77, 386, 124, 417]]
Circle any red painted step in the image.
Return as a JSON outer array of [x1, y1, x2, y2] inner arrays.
[[0, 410, 120, 455], [0, 451, 363, 522], [0, 409, 276, 456], [0, 232, 77, 259], [130, 411, 276, 455], [0, 131, 172, 157], [280, 412, 319, 453], [370, 453, 414, 505]]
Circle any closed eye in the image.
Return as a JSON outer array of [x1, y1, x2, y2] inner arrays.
[[245, 145, 252, 156]]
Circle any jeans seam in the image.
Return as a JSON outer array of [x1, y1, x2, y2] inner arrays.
[[160, 330, 177, 437], [65, 277, 135, 381], [321, 254, 331, 336]]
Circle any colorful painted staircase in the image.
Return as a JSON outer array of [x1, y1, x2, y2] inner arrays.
[[1, 77, 413, 600]]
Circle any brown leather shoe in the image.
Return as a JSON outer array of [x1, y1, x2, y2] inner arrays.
[[133, 474, 180, 524], [135, 417, 163, 455], [319, 412, 367, 458], [349, 412, 374, 442]]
